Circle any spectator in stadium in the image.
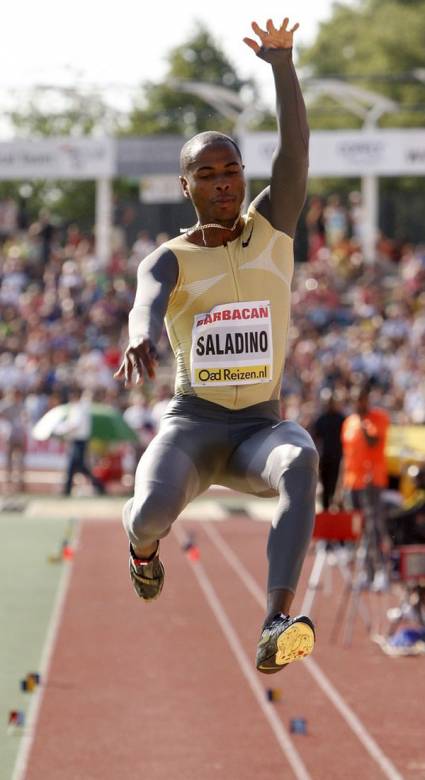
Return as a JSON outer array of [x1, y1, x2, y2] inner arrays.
[[348, 190, 364, 244], [57, 388, 105, 496], [0, 388, 28, 493], [311, 388, 345, 510], [132, 230, 155, 261], [305, 195, 326, 261], [155, 232, 170, 247], [36, 209, 55, 268], [324, 194, 348, 248], [340, 382, 391, 587], [0, 197, 18, 238]]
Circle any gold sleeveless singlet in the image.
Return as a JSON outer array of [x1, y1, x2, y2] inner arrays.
[[163, 203, 294, 410]]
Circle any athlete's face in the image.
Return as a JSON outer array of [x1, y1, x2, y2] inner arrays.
[[180, 141, 246, 226]]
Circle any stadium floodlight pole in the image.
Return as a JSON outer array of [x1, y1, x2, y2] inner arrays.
[[169, 79, 260, 207], [361, 98, 398, 263], [95, 177, 113, 268], [361, 108, 383, 265]]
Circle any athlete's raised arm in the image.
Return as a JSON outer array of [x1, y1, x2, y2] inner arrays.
[[114, 247, 178, 386], [244, 17, 309, 238]]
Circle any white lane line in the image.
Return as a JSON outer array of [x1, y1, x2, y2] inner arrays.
[[305, 659, 404, 780], [204, 522, 404, 780], [173, 525, 312, 780], [11, 524, 81, 780]]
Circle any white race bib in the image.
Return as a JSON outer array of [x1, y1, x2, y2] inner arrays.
[[190, 301, 273, 387]]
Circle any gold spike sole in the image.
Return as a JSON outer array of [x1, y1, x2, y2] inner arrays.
[[275, 622, 315, 666]]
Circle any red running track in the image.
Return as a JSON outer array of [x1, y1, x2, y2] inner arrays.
[[20, 518, 425, 780]]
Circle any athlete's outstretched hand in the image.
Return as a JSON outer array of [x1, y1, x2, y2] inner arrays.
[[114, 338, 158, 387], [243, 17, 299, 54]]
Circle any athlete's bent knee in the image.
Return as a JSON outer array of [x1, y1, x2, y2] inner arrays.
[[267, 435, 319, 491], [293, 444, 319, 473], [125, 487, 182, 545]]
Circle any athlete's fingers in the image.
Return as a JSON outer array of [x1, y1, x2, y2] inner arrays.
[[142, 352, 157, 380], [148, 343, 159, 362], [138, 344, 158, 380], [266, 19, 278, 35], [132, 348, 147, 374], [243, 36, 261, 53], [289, 22, 300, 34], [280, 17, 290, 31], [124, 357, 132, 387], [120, 341, 158, 385], [113, 361, 125, 380], [131, 354, 145, 385], [251, 21, 268, 40]]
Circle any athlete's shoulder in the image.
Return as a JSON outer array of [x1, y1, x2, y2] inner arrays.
[[246, 194, 294, 243], [137, 242, 179, 285], [161, 233, 197, 253]]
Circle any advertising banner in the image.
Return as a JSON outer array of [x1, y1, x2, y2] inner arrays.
[[242, 129, 425, 178], [0, 138, 115, 180]]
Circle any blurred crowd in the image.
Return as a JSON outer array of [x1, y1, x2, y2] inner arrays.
[[2, 192, 424, 649], [0, 191, 425, 492], [0, 211, 172, 423], [284, 192, 425, 430]]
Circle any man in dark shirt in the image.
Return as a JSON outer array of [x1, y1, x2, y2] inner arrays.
[[312, 389, 345, 510]]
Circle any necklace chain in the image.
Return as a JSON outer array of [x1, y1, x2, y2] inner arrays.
[[184, 215, 241, 246]]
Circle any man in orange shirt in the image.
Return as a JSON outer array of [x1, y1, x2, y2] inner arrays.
[[341, 384, 390, 587]]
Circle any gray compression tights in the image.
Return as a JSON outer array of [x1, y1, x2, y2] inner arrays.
[[123, 397, 318, 594]]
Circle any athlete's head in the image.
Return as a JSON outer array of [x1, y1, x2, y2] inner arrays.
[[179, 132, 245, 226]]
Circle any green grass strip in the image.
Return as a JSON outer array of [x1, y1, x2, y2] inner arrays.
[[0, 513, 71, 780]]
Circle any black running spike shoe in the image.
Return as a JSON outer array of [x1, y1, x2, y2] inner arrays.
[[256, 613, 315, 674], [129, 544, 165, 601]]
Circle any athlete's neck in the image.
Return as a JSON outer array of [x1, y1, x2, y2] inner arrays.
[[184, 215, 243, 247]]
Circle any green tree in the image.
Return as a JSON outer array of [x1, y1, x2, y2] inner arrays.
[[299, 0, 425, 129], [7, 87, 120, 138], [297, 0, 425, 240], [2, 26, 258, 220], [124, 23, 256, 137]]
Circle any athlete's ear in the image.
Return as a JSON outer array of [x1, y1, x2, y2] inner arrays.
[[180, 176, 191, 199]]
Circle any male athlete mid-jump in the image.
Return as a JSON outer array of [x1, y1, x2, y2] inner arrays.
[[115, 15, 318, 674]]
